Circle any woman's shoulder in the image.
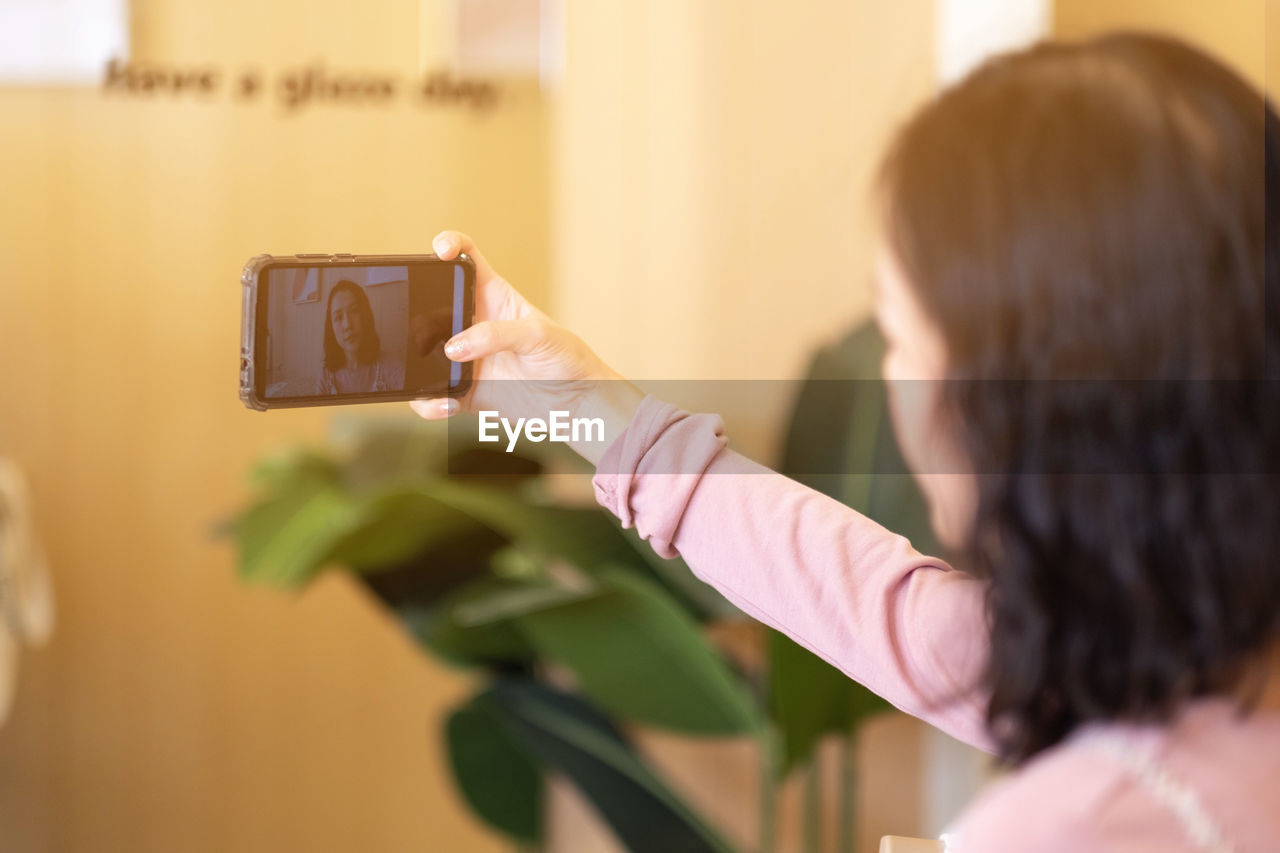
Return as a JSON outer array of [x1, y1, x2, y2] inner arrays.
[[948, 701, 1280, 852], [946, 740, 1129, 852], [315, 368, 338, 395], [377, 350, 406, 384]]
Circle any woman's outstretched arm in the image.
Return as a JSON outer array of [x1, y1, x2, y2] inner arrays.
[[593, 395, 993, 751], [412, 230, 994, 751]]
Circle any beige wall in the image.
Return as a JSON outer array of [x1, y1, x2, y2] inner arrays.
[[0, 0, 543, 850], [1055, 0, 1266, 88], [551, 0, 936, 457], [553, 1, 937, 381], [1272, 0, 1279, 95]]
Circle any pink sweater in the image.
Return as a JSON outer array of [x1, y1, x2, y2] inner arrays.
[[591, 396, 1280, 852]]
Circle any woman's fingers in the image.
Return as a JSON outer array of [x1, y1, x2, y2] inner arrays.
[[444, 318, 546, 362], [432, 230, 498, 285], [433, 228, 540, 326], [409, 397, 461, 420]]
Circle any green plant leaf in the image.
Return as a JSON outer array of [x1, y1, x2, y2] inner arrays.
[[247, 447, 343, 493], [428, 481, 634, 564], [766, 629, 892, 778], [450, 578, 598, 627], [236, 480, 518, 591], [233, 486, 354, 586], [405, 604, 532, 670], [476, 678, 740, 853], [445, 700, 543, 842], [425, 481, 731, 620], [334, 417, 448, 491], [406, 576, 595, 669], [229, 446, 349, 584], [325, 488, 486, 572], [514, 569, 760, 736], [332, 415, 546, 491]]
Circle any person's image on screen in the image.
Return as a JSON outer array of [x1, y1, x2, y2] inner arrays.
[[316, 279, 405, 395]]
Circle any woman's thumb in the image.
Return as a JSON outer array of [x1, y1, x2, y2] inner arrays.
[[444, 318, 546, 362]]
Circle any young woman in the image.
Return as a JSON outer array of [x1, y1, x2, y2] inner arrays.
[[412, 33, 1278, 851], [315, 279, 405, 395]]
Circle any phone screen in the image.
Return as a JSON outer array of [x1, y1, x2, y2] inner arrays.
[[254, 258, 472, 405]]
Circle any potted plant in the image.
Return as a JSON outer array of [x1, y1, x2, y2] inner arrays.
[[224, 407, 898, 853]]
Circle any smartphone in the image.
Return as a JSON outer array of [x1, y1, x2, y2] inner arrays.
[[240, 253, 475, 411]]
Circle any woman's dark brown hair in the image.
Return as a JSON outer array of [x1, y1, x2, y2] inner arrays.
[[879, 33, 1279, 763]]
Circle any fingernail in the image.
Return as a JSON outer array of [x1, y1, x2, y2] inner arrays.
[[444, 336, 469, 359], [439, 398, 459, 416], [435, 235, 455, 255]]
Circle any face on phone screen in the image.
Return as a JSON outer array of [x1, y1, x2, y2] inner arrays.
[[257, 260, 470, 403]]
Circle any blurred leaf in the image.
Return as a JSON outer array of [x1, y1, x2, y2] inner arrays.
[[444, 412, 585, 473], [357, 523, 509, 614], [767, 630, 892, 778], [248, 447, 343, 494], [452, 578, 598, 627], [515, 569, 760, 736], [407, 607, 531, 671], [236, 484, 500, 589], [335, 418, 448, 492], [406, 576, 595, 669], [234, 486, 354, 586], [427, 481, 728, 620], [489, 544, 543, 581], [333, 415, 545, 492], [445, 700, 543, 842], [326, 488, 486, 572], [477, 678, 740, 853], [429, 481, 634, 564], [231, 445, 357, 586], [445, 445, 545, 480]]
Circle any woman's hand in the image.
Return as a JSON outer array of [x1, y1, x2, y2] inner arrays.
[[409, 230, 644, 464]]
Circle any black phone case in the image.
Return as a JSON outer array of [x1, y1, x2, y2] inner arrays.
[[239, 252, 476, 411]]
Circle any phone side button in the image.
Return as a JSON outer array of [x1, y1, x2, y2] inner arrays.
[[332, 253, 354, 262]]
